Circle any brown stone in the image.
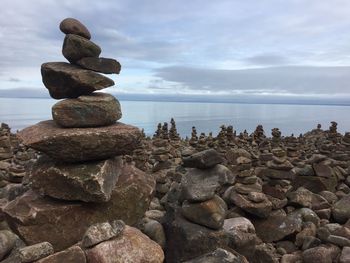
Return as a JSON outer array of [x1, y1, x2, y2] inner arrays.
[[41, 62, 114, 99], [52, 93, 122, 128], [182, 195, 227, 229], [17, 120, 141, 162], [36, 246, 86, 263], [30, 156, 123, 203], [85, 226, 164, 263], [62, 34, 101, 63], [59, 18, 91, 39], [76, 57, 121, 74], [3, 165, 155, 251]]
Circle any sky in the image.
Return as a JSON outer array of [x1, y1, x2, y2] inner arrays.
[[1, 0, 350, 102]]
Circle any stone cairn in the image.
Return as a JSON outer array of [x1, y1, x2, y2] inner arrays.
[[1, 18, 163, 262]]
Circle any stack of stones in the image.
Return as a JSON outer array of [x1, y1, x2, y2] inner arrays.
[[0, 125, 12, 161], [179, 149, 232, 230], [3, 18, 155, 252], [169, 118, 180, 141], [189, 126, 198, 147], [259, 148, 294, 205], [227, 154, 273, 218]]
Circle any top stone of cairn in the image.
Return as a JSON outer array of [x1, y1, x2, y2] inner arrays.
[[59, 18, 91, 40]]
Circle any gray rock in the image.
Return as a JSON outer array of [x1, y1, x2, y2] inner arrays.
[[302, 246, 332, 263], [141, 219, 166, 248], [82, 222, 117, 248], [30, 156, 122, 203], [76, 57, 121, 74], [0, 230, 17, 261], [41, 62, 114, 99], [163, 207, 229, 263], [327, 235, 350, 247], [62, 34, 101, 63], [332, 195, 350, 223], [18, 242, 54, 263], [340, 247, 350, 263], [59, 18, 91, 39], [52, 93, 122, 128], [110, 220, 125, 236], [183, 248, 247, 263], [181, 164, 234, 202], [182, 149, 224, 169]]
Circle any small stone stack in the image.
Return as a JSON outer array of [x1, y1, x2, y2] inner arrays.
[[271, 128, 282, 148], [259, 148, 295, 205], [0, 124, 12, 161], [189, 126, 198, 147], [227, 155, 273, 218], [169, 118, 180, 141], [180, 149, 232, 229], [4, 18, 155, 251]]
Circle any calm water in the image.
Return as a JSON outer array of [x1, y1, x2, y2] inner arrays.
[[0, 98, 349, 137]]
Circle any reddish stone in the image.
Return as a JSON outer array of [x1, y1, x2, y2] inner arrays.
[[4, 165, 155, 251], [85, 226, 164, 263]]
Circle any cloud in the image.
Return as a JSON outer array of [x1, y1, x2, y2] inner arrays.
[[2, 0, 350, 99], [244, 54, 291, 66], [154, 65, 350, 96]]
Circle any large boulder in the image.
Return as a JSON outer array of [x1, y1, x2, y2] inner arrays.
[[52, 93, 122, 128], [17, 120, 141, 163], [3, 165, 155, 251], [76, 57, 121, 74], [59, 18, 91, 39], [30, 156, 122, 202], [85, 226, 164, 263], [41, 62, 114, 99], [62, 34, 101, 63]]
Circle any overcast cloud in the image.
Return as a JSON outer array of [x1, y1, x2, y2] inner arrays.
[[1, 0, 350, 101]]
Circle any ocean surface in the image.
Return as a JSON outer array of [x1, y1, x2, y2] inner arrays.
[[0, 98, 349, 137]]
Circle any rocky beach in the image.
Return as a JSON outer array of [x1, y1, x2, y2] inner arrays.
[[1, 18, 350, 263]]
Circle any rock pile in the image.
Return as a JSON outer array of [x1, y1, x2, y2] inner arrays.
[[1, 18, 163, 262]]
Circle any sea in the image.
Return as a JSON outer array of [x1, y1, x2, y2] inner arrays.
[[0, 97, 349, 137]]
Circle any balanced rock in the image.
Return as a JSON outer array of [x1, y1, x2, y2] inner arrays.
[[52, 93, 122, 128], [85, 226, 164, 263], [59, 18, 91, 39], [182, 149, 224, 169], [41, 62, 114, 99], [182, 195, 227, 229], [76, 57, 121, 74], [62, 34, 101, 63], [4, 165, 155, 251], [17, 120, 141, 162], [30, 156, 122, 202]]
